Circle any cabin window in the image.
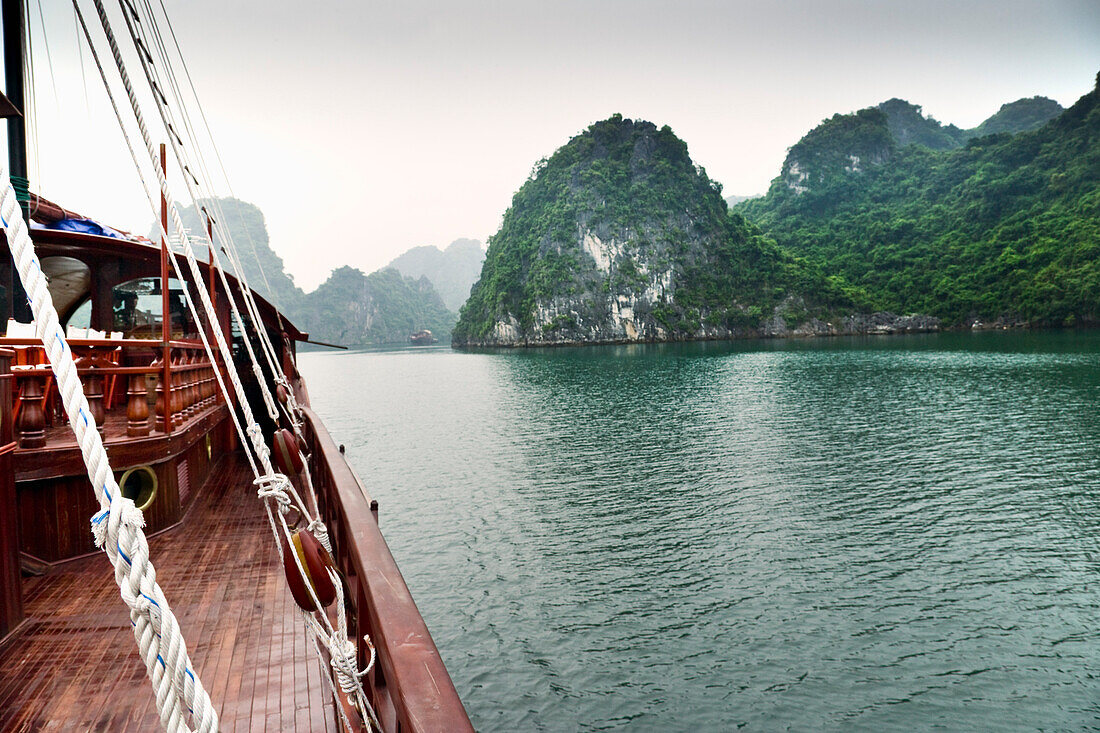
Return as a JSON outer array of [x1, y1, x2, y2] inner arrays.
[[66, 298, 92, 330], [112, 277, 198, 339], [41, 256, 91, 324]]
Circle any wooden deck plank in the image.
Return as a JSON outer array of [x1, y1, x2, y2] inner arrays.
[[0, 452, 337, 732]]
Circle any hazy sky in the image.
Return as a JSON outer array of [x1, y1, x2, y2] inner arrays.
[[23, 1, 1100, 292]]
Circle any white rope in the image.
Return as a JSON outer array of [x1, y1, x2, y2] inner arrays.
[[81, 2, 381, 724], [0, 175, 216, 732], [120, 2, 283, 424]]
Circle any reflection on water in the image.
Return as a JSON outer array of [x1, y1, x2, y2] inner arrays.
[[302, 331, 1100, 731]]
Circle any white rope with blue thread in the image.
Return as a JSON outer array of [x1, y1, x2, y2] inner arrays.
[[0, 174, 215, 733], [83, 2, 380, 724]]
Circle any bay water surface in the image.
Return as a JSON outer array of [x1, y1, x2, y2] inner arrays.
[[299, 331, 1100, 731]]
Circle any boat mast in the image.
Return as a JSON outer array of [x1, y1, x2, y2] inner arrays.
[[1, 0, 29, 322]]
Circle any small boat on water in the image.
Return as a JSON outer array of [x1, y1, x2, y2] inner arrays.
[[0, 2, 470, 730], [409, 329, 435, 345]]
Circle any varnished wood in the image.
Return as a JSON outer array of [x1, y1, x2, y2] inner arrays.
[[126, 373, 150, 437], [0, 349, 22, 641], [0, 453, 338, 731], [15, 402, 228, 481], [15, 375, 44, 449], [301, 406, 473, 732]]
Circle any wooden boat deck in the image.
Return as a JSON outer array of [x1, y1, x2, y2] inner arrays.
[[0, 452, 338, 732]]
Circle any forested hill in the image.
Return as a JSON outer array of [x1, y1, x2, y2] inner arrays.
[[454, 115, 858, 347], [163, 198, 457, 345], [158, 197, 304, 311], [295, 267, 455, 346], [875, 96, 1063, 151], [737, 76, 1099, 326]]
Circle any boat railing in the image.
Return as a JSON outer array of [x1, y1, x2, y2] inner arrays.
[[298, 404, 474, 733], [0, 337, 222, 450]]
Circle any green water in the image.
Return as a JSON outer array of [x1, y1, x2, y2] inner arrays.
[[300, 331, 1100, 731]]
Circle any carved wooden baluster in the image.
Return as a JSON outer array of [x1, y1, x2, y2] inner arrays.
[[153, 357, 168, 432], [178, 354, 191, 420], [186, 354, 199, 416], [171, 353, 184, 427], [75, 355, 105, 428], [127, 373, 151, 437], [16, 374, 46, 448]]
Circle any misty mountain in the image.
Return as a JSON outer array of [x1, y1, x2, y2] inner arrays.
[[386, 238, 486, 311], [159, 198, 456, 345]]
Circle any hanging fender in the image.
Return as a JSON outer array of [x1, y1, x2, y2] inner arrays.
[[272, 428, 304, 475], [283, 528, 337, 612]]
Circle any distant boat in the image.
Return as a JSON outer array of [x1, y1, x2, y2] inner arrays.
[[410, 329, 435, 345]]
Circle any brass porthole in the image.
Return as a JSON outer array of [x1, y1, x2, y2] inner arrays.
[[119, 465, 158, 511]]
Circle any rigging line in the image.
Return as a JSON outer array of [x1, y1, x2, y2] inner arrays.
[[122, 2, 289, 405], [128, 1, 289, 390], [153, 0, 289, 322], [98, 6, 380, 722], [72, 5, 91, 114], [75, 0, 259, 478], [87, 0, 272, 478], [84, 8, 379, 722], [131, 1, 288, 385], [86, 7, 379, 723], [33, 0, 58, 108], [21, 0, 39, 215], [111, 6, 282, 426]]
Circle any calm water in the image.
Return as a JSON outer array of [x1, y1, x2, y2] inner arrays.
[[300, 332, 1100, 731]]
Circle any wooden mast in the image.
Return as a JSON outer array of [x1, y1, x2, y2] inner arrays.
[[160, 142, 172, 433], [3, 0, 28, 322]]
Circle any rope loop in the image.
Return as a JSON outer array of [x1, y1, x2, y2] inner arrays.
[[330, 632, 373, 696], [254, 473, 293, 515], [307, 519, 333, 555]]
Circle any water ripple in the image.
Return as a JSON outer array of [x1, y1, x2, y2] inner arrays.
[[303, 332, 1100, 731]]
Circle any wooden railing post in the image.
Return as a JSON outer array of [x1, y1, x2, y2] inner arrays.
[[127, 373, 151, 437], [154, 357, 169, 433], [15, 374, 45, 448]]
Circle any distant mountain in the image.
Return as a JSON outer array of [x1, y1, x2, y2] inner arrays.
[[873, 96, 1064, 152], [157, 197, 304, 311], [737, 74, 1099, 326], [966, 96, 1065, 139], [876, 98, 966, 150], [723, 194, 757, 207], [155, 198, 455, 345], [295, 267, 456, 346], [387, 238, 485, 311]]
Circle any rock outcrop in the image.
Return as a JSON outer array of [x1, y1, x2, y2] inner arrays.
[[453, 115, 855, 347]]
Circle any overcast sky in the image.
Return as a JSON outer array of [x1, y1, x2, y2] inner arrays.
[[23, 1, 1100, 292]]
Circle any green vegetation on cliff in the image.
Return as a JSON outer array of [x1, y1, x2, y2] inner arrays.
[[738, 78, 1098, 325], [455, 115, 851, 344], [297, 267, 455, 346]]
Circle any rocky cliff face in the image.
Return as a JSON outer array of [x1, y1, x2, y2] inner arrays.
[[453, 115, 854, 347]]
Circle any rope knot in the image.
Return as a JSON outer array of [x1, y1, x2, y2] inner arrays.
[[307, 519, 333, 554], [254, 473, 293, 515], [90, 496, 146, 548], [329, 632, 373, 695]]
